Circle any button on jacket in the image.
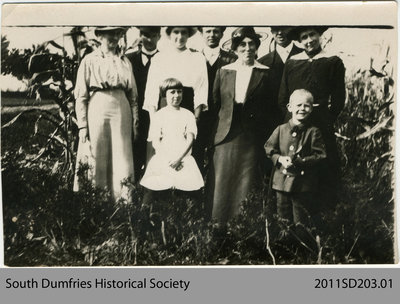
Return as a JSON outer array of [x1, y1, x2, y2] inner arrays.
[[264, 120, 327, 193]]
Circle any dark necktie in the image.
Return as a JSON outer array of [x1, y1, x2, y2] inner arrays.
[[143, 52, 157, 66]]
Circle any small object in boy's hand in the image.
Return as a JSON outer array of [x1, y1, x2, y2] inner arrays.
[[278, 156, 293, 169]]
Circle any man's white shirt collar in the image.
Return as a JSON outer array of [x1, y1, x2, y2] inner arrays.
[[141, 48, 158, 65], [203, 46, 220, 66], [276, 41, 294, 63]]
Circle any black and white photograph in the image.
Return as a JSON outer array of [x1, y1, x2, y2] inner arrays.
[[0, 1, 397, 266]]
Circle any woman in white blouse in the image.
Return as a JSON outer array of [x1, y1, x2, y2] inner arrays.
[[143, 27, 208, 120], [207, 27, 275, 224], [74, 26, 139, 200]]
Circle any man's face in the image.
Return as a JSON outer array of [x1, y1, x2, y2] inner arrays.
[[140, 30, 160, 52], [271, 27, 292, 48], [201, 27, 224, 48]]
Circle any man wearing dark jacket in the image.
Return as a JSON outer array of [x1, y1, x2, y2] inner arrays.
[[259, 26, 303, 122], [127, 26, 161, 181]]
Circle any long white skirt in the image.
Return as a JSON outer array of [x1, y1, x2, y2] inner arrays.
[[75, 89, 134, 200]]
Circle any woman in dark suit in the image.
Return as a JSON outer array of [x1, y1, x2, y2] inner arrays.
[[207, 27, 275, 224]]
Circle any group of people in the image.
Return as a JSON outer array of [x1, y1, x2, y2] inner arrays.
[[74, 25, 346, 234]]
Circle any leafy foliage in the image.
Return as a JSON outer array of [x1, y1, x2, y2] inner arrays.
[[334, 46, 395, 263], [1, 28, 96, 176]]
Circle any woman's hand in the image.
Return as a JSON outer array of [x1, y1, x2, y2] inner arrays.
[[79, 128, 89, 143], [194, 105, 204, 122]]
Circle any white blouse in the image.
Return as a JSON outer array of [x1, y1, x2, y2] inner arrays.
[[222, 60, 269, 104], [74, 49, 138, 128], [143, 48, 208, 113]]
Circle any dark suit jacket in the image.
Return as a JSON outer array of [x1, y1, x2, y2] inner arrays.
[[126, 50, 156, 178], [212, 65, 274, 146], [126, 50, 156, 111], [264, 120, 327, 193], [258, 44, 303, 121], [196, 49, 237, 147]]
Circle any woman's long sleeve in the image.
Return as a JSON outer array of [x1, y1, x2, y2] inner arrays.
[[193, 55, 209, 111], [143, 57, 159, 113], [74, 58, 90, 129], [278, 63, 290, 117], [329, 58, 346, 120], [125, 59, 139, 127]]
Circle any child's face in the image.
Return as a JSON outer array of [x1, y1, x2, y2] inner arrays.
[[287, 97, 312, 123], [165, 88, 183, 108]]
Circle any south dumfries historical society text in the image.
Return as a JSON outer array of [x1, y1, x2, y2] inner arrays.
[[5, 277, 191, 291]]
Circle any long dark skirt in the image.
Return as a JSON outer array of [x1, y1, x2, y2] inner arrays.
[[206, 131, 260, 224]]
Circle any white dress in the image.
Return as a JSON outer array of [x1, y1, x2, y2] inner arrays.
[[140, 107, 204, 191], [143, 48, 208, 113]]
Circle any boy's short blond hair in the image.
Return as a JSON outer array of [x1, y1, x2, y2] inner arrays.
[[289, 89, 314, 106]]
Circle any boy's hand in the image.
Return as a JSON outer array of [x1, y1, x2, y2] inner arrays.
[[278, 156, 293, 169]]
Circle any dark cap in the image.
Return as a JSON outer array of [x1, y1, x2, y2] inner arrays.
[[136, 26, 161, 34], [270, 26, 294, 32]]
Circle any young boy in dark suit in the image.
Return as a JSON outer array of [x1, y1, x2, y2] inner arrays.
[[265, 89, 326, 231]]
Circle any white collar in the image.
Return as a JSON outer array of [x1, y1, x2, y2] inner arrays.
[[291, 49, 332, 61], [93, 48, 124, 59], [203, 46, 220, 57], [223, 60, 269, 71], [142, 48, 158, 56], [276, 41, 294, 54]]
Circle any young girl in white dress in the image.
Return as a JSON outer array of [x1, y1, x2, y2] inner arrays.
[[140, 78, 204, 193]]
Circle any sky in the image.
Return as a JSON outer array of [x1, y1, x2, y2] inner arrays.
[[1, 26, 396, 92]]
